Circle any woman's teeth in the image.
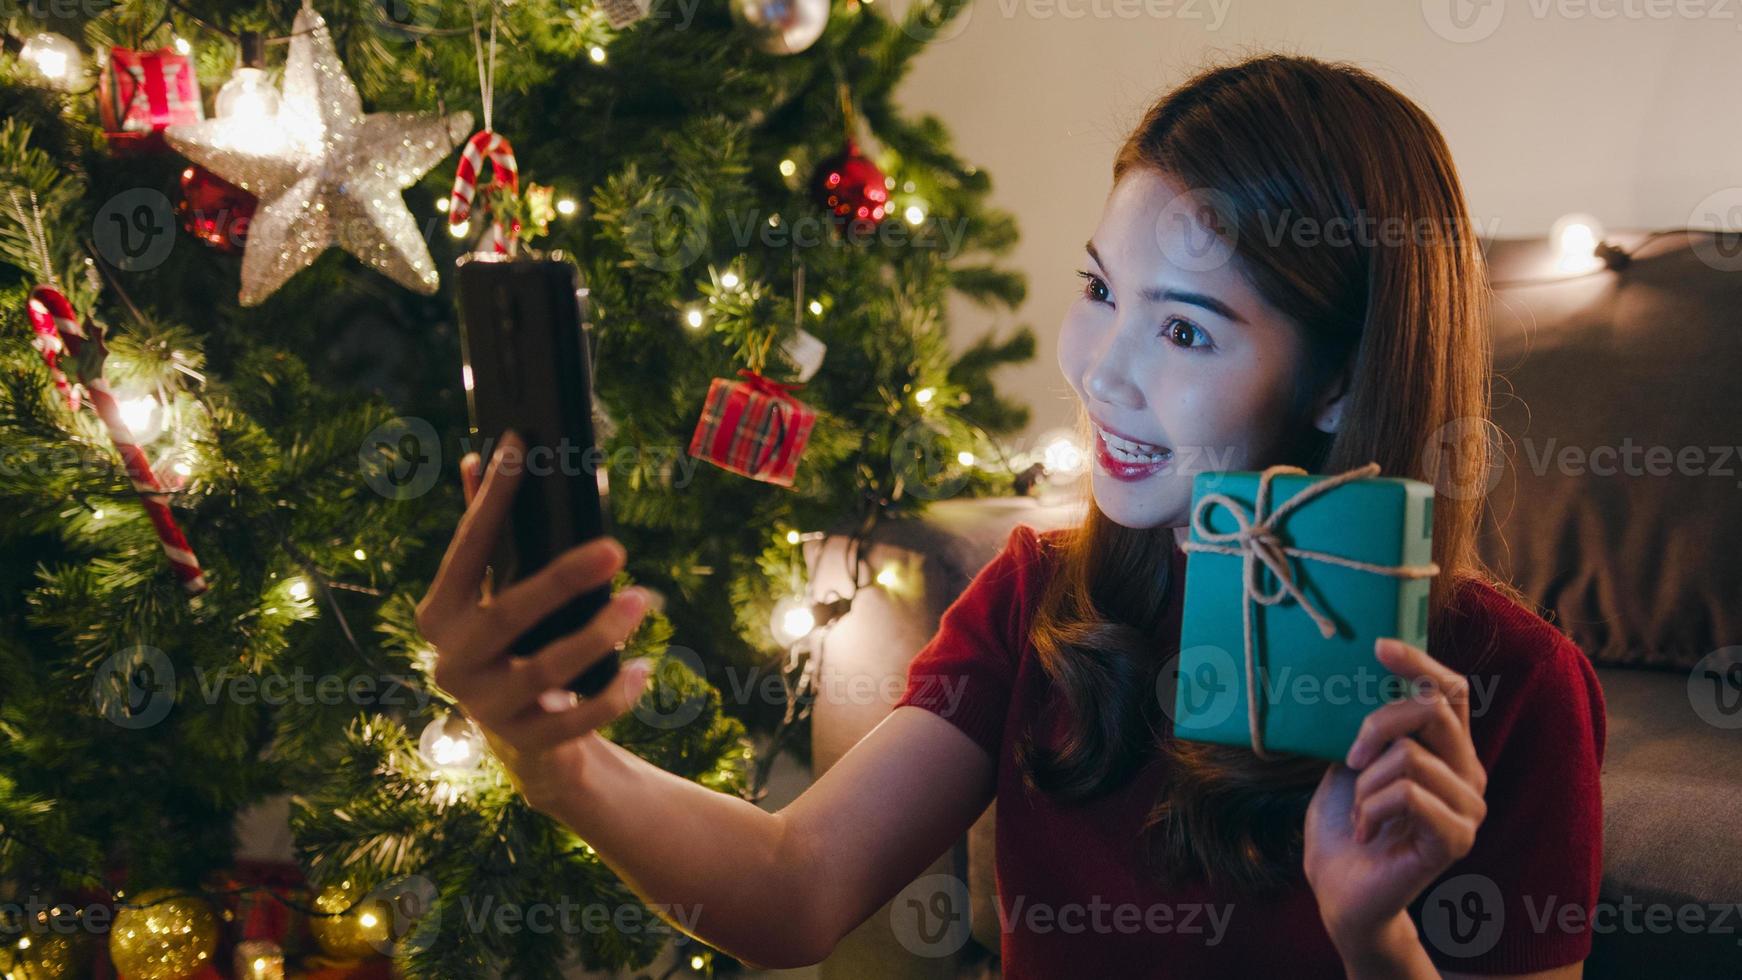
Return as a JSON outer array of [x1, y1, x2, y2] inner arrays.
[[1098, 426, 1171, 463]]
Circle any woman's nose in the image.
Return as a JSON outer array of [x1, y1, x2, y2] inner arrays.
[[1082, 324, 1143, 409]]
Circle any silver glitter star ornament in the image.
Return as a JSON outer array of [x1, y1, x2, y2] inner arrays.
[[165, 5, 471, 306]]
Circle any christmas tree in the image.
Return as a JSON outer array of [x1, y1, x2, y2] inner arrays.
[[0, 0, 1035, 974]]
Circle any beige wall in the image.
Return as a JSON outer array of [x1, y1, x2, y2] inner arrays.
[[893, 0, 1742, 444]]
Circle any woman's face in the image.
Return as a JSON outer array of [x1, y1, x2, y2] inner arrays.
[[1058, 168, 1342, 541]]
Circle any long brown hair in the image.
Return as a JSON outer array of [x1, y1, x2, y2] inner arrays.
[[1018, 51, 1523, 895]]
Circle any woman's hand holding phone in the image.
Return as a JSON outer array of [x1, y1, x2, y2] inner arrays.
[[414, 431, 657, 814]]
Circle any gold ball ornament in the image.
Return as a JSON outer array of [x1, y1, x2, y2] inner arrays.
[[4, 929, 96, 980], [107, 889, 219, 980], [307, 881, 391, 960]]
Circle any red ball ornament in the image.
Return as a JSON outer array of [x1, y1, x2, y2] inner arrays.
[[177, 165, 257, 253], [811, 138, 890, 226]]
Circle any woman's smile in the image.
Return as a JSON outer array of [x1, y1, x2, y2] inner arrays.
[[1093, 425, 1174, 481]]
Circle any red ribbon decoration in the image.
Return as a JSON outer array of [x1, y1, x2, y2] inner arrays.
[[734, 367, 807, 398]]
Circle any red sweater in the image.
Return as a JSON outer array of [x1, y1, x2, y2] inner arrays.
[[894, 523, 1606, 978]]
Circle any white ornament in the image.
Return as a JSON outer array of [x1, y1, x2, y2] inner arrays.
[[164, 6, 470, 306], [780, 326, 827, 382], [729, 0, 829, 55]]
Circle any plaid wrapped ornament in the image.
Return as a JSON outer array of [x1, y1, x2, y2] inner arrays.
[[99, 45, 206, 154], [688, 369, 816, 487]]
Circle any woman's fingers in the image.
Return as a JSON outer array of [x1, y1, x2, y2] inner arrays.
[[445, 566, 646, 725], [506, 587, 649, 701], [1353, 774, 1480, 860], [1346, 692, 1476, 784], [1346, 639, 1484, 785], [461, 451, 482, 507], [419, 431, 526, 636], [1351, 737, 1486, 842], [504, 658, 656, 748], [457, 538, 627, 651], [1377, 637, 1472, 729]]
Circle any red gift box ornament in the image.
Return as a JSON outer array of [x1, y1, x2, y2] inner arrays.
[[688, 369, 817, 487], [99, 45, 205, 154]]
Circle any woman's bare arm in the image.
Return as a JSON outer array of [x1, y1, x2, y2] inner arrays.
[[421, 434, 996, 969], [543, 705, 995, 970]]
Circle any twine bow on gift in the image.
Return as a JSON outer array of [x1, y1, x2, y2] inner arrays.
[[1178, 462, 1440, 759]]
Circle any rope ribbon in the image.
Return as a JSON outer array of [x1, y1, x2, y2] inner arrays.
[[26, 286, 209, 595], [1179, 462, 1438, 759]]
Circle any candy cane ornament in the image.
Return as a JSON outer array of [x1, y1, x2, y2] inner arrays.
[[449, 129, 520, 254], [26, 286, 209, 595], [27, 293, 79, 411]]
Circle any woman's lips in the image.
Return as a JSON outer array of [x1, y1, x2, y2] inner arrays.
[[1093, 427, 1172, 481]]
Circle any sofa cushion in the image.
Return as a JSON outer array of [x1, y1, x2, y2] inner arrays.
[[1481, 231, 1742, 669]]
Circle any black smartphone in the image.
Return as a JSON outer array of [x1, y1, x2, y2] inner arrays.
[[454, 254, 620, 699]]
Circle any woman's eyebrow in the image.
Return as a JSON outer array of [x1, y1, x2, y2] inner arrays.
[[1085, 239, 1248, 325]]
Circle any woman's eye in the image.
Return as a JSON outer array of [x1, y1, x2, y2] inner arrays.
[[1162, 316, 1211, 349], [1074, 269, 1110, 304]]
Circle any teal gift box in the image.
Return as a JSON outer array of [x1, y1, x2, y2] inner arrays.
[[1172, 463, 1439, 761]]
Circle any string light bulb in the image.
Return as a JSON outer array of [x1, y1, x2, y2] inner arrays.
[[1550, 213, 1605, 274], [770, 596, 815, 646], [117, 395, 158, 434], [18, 32, 81, 89], [419, 713, 485, 773], [214, 33, 281, 135], [770, 594, 852, 647], [1040, 430, 1086, 475]]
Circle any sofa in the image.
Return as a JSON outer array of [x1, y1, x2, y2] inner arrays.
[[808, 230, 1742, 979]]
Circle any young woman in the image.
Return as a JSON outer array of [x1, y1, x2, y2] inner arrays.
[[416, 53, 1605, 978]]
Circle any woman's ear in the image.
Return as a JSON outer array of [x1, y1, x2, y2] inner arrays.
[[1312, 368, 1352, 435]]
